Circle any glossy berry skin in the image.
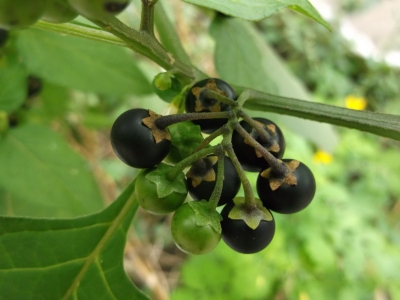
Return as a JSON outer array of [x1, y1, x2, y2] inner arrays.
[[41, 0, 78, 24], [256, 159, 316, 214], [185, 78, 237, 133], [111, 108, 170, 169], [0, 0, 47, 30], [187, 156, 240, 207], [221, 202, 275, 254], [135, 164, 187, 215], [171, 203, 221, 255], [231, 118, 285, 172], [0, 29, 8, 48], [68, 0, 130, 19]]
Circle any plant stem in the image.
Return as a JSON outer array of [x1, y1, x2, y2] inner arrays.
[[225, 145, 256, 207], [155, 112, 231, 129], [237, 110, 271, 143], [166, 145, 222, 181], [234, 123, 288, 175], [195, 125, 228, 151], [92, 16, 195, 80], [208, 151, 225, 209], [140, 0, 157, 36], [202, 89, 238, 107]]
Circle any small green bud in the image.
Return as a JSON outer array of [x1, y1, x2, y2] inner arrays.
[[153, 72, 172, 91]]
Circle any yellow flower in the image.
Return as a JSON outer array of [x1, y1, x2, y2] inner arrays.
[[299, 292, 310, 300], [345, 95, 367, 110], [313, 150, 333, 164]]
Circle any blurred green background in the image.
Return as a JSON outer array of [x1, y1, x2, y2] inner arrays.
[[0, 0, 399, 299]]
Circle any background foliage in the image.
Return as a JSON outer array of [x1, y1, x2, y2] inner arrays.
[[0, 0, 399, 299]]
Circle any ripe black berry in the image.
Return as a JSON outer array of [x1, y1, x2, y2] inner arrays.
[[256, 159, 316, 214], [111, 108, 171, 168], [232, 118, 285, 172], [185, 78, 237, 133], [186, 155, 240, 206], [221, 201, 275, 254]]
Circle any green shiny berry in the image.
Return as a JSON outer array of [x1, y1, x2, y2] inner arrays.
[[42, 0, 78, 24], [0, 0, 47, 30]]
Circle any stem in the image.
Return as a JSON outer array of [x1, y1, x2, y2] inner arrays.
[[195, 125, 228, 151], [237, 110, 271, 143], [202, 89, 238, 107], [155, 111, 231, 129], [140, 0, 157, 36], [225, 145, 256, 207], [92, 16, 195, 80], [234, 123, 288, 175], [32, 21, 126, 47], [208, 151, 225, 209], [166, 145, 222, 181]]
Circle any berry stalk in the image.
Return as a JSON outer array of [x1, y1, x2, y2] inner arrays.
[[234, 123, 288, 176], [155, 111, 232, 129], [166, 145, 223, 181]]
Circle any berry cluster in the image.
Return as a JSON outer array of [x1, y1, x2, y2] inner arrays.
[[111, 77, 316, 255], [0, 0, 131, 31]]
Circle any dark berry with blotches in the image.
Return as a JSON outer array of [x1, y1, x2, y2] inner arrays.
[[256, 159, 316, 214], [232, 118, 285, 172], [185, 78, 237, 133], [111, 108, 171, 169], [221, 201, 275, 254], [186, 156, 240, 206]]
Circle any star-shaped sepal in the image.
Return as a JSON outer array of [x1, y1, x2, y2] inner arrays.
[[260, 159, 299, 191], [244, 122, 280, 157], [145, 163, 187, 198], [188, 200, 223, 233], [142, 110, 172, 143], [227, 197, 273, 230], [186, 156, 218, 188], [191, 79, 227, 112]]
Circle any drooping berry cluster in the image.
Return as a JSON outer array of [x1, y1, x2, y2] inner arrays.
[[110, 77, 316, 255]]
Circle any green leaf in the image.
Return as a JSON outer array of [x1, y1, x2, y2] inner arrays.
[[0, 124, 104, 217], [0, 180, 149, 300], [184, 0, 331, 30], [243, 90, 400, 141], [16, 29, 152, 96], [155, 3, 191, 65], [210, 15, 338, 151], [145, 163, 187, 198], [0, 63, 27, 113]]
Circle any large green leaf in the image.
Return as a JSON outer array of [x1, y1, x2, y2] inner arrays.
[[0, 124, 104, 217], [0, 63, 27, 113], [16, 29, 152, 96], [210, 16, 338, 151], [184, 0, 331, 30], [0, 180, 149, 300]]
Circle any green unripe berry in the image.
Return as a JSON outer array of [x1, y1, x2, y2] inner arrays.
[[0, 0, 47, 30], [68, 0, 130, 19], [42, 0, 78, 24]]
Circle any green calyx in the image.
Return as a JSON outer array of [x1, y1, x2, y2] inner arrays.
[[228, 197, 273, 230], [144, 163, 187, 198], [188, 200, 223, 233]]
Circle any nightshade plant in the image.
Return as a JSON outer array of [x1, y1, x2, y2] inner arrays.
[[0, 0, 400, 299]]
